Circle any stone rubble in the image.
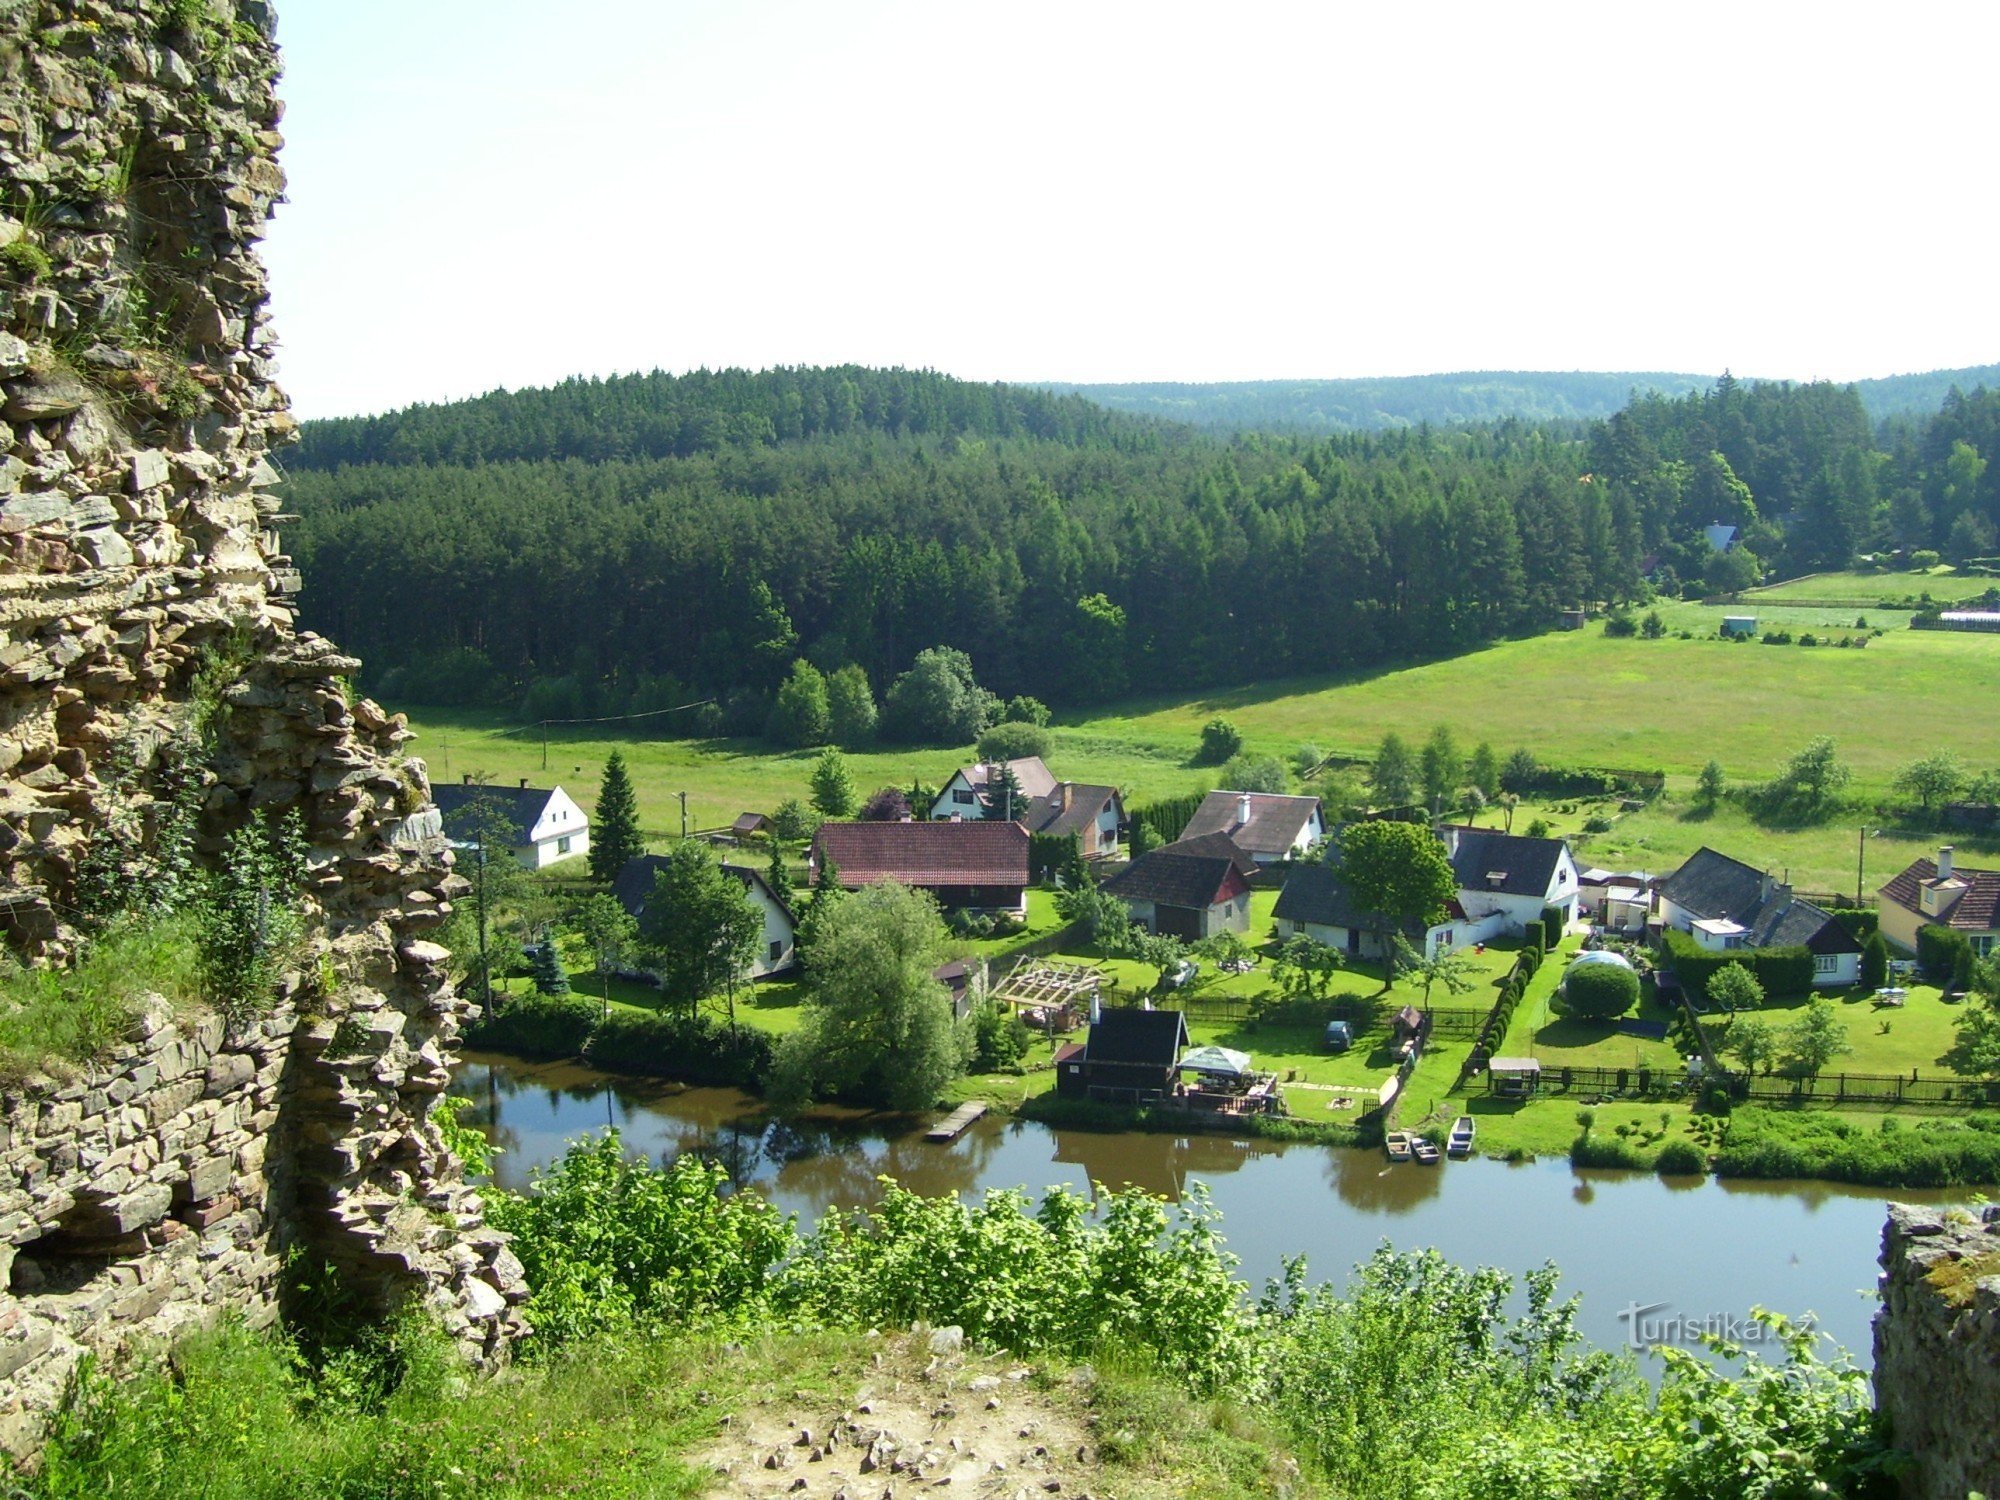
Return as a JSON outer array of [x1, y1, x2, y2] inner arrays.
[[0, 0, 522, 1457]]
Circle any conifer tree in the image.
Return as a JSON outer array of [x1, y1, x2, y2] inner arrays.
[[531, 936, 571, 995], [589, 750, 643, 883]]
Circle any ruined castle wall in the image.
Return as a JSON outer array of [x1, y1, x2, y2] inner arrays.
[[0, 0, 521, 1453], [1874, 1203, 2000, 1500]]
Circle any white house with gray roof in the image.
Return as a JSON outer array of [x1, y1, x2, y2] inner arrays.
[[432, 779, 589, 871]]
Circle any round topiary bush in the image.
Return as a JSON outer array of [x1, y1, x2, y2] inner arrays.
[[1655, 1140, 1707, 1175], [1560, 962, 1640, 1020]]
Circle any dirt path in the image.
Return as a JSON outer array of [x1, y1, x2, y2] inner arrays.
[[697, 1327, 1101, 1500]]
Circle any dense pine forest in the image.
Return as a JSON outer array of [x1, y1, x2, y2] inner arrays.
[[285, 366, 2000, 731]]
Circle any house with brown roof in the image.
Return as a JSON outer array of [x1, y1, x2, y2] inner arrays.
[[929, 757, 1058, 821], [1178, 790, 1324, 864], [1021, 782, 1123, 858], [1878, 846, 2000, 960], [1101, 835, 1254, 941], [811, 820, 1030, 916]]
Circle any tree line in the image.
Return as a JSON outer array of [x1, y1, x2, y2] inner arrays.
[[282, 365, 2000, 730]]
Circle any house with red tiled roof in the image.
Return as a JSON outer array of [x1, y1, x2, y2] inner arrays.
[[811, 820, 1029, 916], [1878, 846, 2000, 960]]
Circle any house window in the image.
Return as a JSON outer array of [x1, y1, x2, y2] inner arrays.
[[1813, 954, 1839, 974], [952, 788, 976, 805], [556, 836, 571, 854], [768, 940, 782, 962], [1975, 935, 1996, 958]]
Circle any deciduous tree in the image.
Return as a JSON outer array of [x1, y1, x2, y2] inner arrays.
[[1336, 821, 1456, 985], [809, 747, 856, 819], [637, 842, 762, 1019]]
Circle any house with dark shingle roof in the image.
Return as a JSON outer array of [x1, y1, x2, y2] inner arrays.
[[611, 854, 798, 977], [432, 778, 589, 871], [811, 820, 1029, 915], [1056, 1007, 1189, 1102], [1020, 782, 1124, 858], [1273, 860, 1482, 960], [1441, 825, 1580, 935], [1659, 845, 1863, 986], [1101, 837, 1253, 941], [1878, 846, 2000, 961], [1179, 791, 1325, 864]]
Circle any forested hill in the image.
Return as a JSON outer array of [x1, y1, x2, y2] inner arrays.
[[1040, 372, 1713, 432], [1043, 365, 2000, 433], [290, 365, 1173, 471], [283, 366, 2000, 731]]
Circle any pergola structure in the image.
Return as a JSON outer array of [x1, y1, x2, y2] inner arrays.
[[992, 958, 1101, 1032]]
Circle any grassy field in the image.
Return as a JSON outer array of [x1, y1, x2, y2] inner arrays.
[[1744, 568, 1997, 604], [396, 614, 2000, 886], [1706, 983, 1966, 1078]]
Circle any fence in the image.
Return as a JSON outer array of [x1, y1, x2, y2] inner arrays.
[[1730, 1071, 2000, 1107]]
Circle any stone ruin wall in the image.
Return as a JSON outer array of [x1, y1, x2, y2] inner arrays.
[[0, 0, 521, 1454], [1874, 1203, 2000, 1500]]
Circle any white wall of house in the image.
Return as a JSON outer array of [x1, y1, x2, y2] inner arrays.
[[1091, 800, 1121, 856], [1276, 910, 1500, 961], [519, 787, 590, 870], [930, 772, 987, 821], [1456, 847, 1579, 935], [747, 884, 794, 977], [1811, 951, 1860, 988]]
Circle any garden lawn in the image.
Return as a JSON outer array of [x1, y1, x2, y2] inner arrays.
[[1705, 983, 1970, 1079], [1491, 937, 1685, 1074]]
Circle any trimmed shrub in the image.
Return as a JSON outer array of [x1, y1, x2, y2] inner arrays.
[[1860, 932, 1889, 990], [1560, 963, 1640, 1020], [1659, 929, 1814, 1000], [1917, 923, 1972, 984], [1654, 1140, 1707, 1175], [1540, 905, 1564, 948], [464, 991, 598, 1059], [589, 1010, 773, 1088]]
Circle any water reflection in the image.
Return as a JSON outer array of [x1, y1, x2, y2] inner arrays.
[[451, 1051, 1986, 1368]]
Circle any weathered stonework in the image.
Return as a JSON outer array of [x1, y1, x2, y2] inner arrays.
[[0, 0, 522, 1454], [1874, 1203, 2000, 1500]]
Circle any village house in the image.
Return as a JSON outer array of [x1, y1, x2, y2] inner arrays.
[[1272, 860, 1480, 960], [1441, 825, 1581, 934], [1878, 846, 2000, 960], [1657, 845, 1863, 986], [1054, 1007, 1189, 1104], [1178, 790, 1325, 864], [811, 819, 1030, 915], [1101, 833, 1255, 941], [432, 778, 590, 871], [928, 756, 1057, 821], [1020, 782, 1124, 858], [611, 854, 798, 977], [1577, 865, 1657, 934]]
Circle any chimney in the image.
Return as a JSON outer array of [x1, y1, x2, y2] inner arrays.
[[1237, 793, 1252, 827], [1059, 784, 1071, 812], [462, 773, 472, 785], [1939, 846, 1956, 879], [519, 777, 529, 790], [1758, 870, 1775, 901]]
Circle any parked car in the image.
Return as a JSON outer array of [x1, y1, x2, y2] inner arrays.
[[1324, 1019, 1353, 1052], [1160, 958, 1199, 991]]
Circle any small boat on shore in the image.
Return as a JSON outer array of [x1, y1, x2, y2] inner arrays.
[[1385, 1130, 1414, 1162], [1447, 1116, 1475, 1158], [1412, 1136, 1442, 1165]]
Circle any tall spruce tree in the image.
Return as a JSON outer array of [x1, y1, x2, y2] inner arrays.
[[589, 750, 643, 883]]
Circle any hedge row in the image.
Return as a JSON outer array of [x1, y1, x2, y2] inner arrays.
[[464, 991, 772, 1088], [1465, 945, 1543, 1070], [1130, 790, 1210, 847], [1917, 923, 1974, 984], [1659, 929, 1814, 1000], [1713, 1109, 2000, 1188]]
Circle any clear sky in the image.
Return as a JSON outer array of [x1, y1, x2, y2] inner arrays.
[[264, 0, 2000, 419]]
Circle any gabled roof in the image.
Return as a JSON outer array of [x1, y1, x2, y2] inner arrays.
[[1880, 856, 2000, 934], [1180, 791, 1322, 858], [611, 854, 794, 924], [732, 812, 770, 835], [1663, 846, 1857, 952], [432, 783, 566, 846], [1085, 1007, 1188, 1067], [1159, 830, 1256, 878], [1022, 783, 1121, 839], [947, 757, 1058, 802], [814, 820, 1029, 888], [1273, 861, 1457, 936], [1102, 846, 1247, 911], [1445, 828, 1569, 900]]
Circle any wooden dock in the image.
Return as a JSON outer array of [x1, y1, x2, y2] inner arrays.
[[926, 1102, 988, 1142]]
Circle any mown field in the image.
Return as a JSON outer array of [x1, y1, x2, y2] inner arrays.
[[1743, 567, 1996, 604], [394, 594, 2000, 893]]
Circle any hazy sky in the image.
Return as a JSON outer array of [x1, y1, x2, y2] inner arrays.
[[264, 1, 2000, 419]]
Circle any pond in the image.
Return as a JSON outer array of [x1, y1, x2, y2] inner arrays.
[[452, 1051, 1978, 1368]]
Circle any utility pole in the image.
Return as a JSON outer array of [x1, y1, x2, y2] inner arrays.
[[1857, 826, 1881, 907], [678, 790, 689, 840], [474, 838, 491, 1010]]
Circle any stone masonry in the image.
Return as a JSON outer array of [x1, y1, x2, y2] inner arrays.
[[1874, 1203, 2000, 1500], [0, 0, 522, 1455]]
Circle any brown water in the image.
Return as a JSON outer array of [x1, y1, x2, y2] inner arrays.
[[453, 1051, 1977, 1368]]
